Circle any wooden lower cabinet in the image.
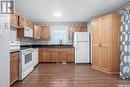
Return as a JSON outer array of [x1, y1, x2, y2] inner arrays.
[[44, 51, 52, 62], [38, 48, 43, 62], [51, 51, 59, 62], [39, 48, 75, 63], [10, 52, 19, 85]]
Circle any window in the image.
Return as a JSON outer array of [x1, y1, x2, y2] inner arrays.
[[50, 24, 69, 45]]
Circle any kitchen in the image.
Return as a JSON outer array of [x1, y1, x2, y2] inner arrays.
[[0, 0, 130, 87]]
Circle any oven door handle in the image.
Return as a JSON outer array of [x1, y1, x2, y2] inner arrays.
[[22, 52, 32, 55]]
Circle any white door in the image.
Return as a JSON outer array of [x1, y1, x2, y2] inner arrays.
[[75, 42, 90, 63]]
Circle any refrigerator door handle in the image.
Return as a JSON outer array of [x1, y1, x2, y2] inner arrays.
[[76, 42, 78, 50], [77, 34, 79, 49]]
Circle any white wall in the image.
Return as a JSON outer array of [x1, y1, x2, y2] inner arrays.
[[0, 16, 10, 87], [10, 26, 19, 42]]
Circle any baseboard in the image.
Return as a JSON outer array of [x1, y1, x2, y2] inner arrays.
[[91, 65, 119, 75]]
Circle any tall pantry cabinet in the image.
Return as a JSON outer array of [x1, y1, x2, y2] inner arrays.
[[91, 13, 121, 74]]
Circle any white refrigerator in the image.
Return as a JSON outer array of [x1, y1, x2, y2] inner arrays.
[[73, 32, 90, 64]]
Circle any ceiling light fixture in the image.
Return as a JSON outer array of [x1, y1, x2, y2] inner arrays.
[[54, 12, 63, 17]]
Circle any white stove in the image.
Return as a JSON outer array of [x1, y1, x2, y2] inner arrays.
[[19, 48, 34, 80]]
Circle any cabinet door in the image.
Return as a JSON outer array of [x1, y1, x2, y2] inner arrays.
[[92, 19, 101, 67], [80, 25, 87, 32], [67, 54, 74, 62], [38, 48, 43, 62], [10, 12, 18, 26], [45, 51, 52, 62], [25, 19, 29, 27], [92, 47, 101, 67], [33, 25, 41, 39], [10, 52, 19, 85], [100, 16, 111, 71], [59, 52, 67, 62], [67, 48, 74, 62], [42, 26, 50, 39], [74, 25, 80, 32], [28, 20, 33, 29], [51, 51, 59, 62], [10, 60, 19, 85], [17, 28, 24, 38], [18, 15, 24, 27]]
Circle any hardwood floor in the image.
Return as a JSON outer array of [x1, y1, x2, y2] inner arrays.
[[11, 63, 130, 87]]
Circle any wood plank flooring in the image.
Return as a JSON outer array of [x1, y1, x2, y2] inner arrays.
[[11, 63, 130, 87]]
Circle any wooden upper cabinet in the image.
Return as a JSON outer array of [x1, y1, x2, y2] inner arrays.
[[10, 12, 19, 27], [80, 25, 87, 32], [73, 25, 87, 32], [69, 24, 87, 40], [42, 26, 50, 39], [18, 15, 25, 27], [73, 25, 81, 32], [18, 15, 33, 29], [33, 25, 42, 39], [29, 20, 34, 29], [33, 25, 50, 40], [25, 20, 33, 29]]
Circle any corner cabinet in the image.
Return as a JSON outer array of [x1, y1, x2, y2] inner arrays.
[[91, 13, 121, 74]]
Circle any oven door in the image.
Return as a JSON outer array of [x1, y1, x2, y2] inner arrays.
[[21, 52, 34, 72]]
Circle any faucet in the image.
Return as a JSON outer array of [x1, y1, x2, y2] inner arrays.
[[59, 39, 63, 45]]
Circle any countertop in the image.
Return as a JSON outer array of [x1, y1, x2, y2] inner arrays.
[[20, 45, 74, 48]]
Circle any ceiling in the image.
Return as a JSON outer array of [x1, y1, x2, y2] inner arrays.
[[15, 0, 130, 22]]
